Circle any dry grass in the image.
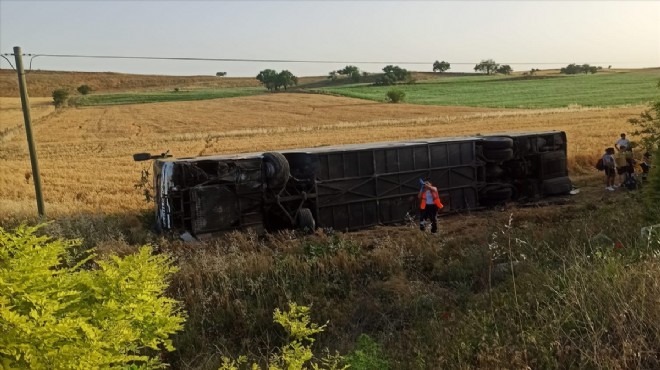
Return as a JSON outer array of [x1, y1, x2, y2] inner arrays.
[[0, 97, 54, 133], [0, 70, 330, 97], [0, 70, 258, 97], [0, 92, 643, 221]]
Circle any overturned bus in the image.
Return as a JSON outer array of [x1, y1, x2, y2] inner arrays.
[[139, 131, 571, 238]]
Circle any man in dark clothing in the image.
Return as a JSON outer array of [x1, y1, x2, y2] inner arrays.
[[641, 152, 652, 183]]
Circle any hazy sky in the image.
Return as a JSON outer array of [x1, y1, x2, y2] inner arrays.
[[1, 0, 659, 77]]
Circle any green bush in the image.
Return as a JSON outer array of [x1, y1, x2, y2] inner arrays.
[[385, 89, 405, 103], [0, 225, 185, 369], [77, 84, 92, 95], [52, 88, 69, 107], [345, 334, 389, 370], [218, 303, 345, 370], [643, 148, 660, 221]]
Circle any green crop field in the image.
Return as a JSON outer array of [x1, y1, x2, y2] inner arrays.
[[314, 69, 660, 108], [65, 69, 660, 109], [72, 87, 265, 106]]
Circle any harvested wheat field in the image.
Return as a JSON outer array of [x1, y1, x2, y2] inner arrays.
[[0, 92, 641, 221]]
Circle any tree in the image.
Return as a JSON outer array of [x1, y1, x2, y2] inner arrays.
[[276, 70, 298, 90], [432, 60, 450, 73], [77, 84, 92, 95], [257, 69, 279, 91], [496, 65, 513, 75], [216, 72, 227, 77], [257, 69, 298, 91], [383, 65, 411, 81], [52, 88, 69, 107], [338, 65, 361, 82], [0, 225, 185, 369], [374, 65, 412, 86], [629, 81, 660, 220], [327, 71, 338, 81], [474, 59, 500, 75], [629, 81, 660, 152], [560, 63, 601, 75]]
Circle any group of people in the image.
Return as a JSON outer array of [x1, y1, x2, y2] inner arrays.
[[601, 133, 652, 191]]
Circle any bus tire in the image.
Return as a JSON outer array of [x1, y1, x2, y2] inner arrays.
[[263, 152, 290, 191]]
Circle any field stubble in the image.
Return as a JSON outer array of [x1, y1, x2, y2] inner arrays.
[[0, 93, 642, 221]]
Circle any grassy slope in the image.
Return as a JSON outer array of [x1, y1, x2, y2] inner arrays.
[[34, 174, 660, 370], [72, 87, 265, 106], [315, 69, 660, 108]]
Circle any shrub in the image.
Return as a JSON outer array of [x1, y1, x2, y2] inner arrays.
[[386, 89, 405, 103], [52, 88, 69, 107], [218, 303, 344, 370], [345, 334, 389, 370], [77, 84, 92, 95], [0, 225, 185, 369]]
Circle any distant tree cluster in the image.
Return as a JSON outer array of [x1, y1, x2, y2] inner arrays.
[[560, 63, 602, 75], [432, 60, 450, 73], [496, 65, 513, 75], [473, 59, 513, 75], [256, 69, 298, 91], [328, 65, 362, 82], [216, 72, 227, 77], [374, 65, 412, 86]]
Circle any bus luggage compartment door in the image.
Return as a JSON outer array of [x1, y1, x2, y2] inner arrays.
[[190, 185, 263, 235]]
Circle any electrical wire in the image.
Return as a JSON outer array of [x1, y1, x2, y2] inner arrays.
[[0, 52, 632, 68], [0, 52, 645, 75], [0, 54, 16, 70]]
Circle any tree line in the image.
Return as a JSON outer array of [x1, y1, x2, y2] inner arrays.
[[253, 60, 609, 91]]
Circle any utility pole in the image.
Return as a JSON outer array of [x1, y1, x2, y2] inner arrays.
[[14, 46, 45, 218]]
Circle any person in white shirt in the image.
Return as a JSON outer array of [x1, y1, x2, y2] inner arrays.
[[614, 133, 630, 151]]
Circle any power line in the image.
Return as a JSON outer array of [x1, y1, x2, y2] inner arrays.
[[0, 52, 640, 70]]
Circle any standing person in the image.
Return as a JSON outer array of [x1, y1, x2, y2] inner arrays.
[[418, 179, 444, 234], [640, 152, 652, 183], [614, 145, 632, 187], [603, 147, 616, 191], [615, 133, 630, 151]]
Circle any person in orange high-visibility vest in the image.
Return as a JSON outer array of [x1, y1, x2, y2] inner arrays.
[[418, 179, 443, 233]]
